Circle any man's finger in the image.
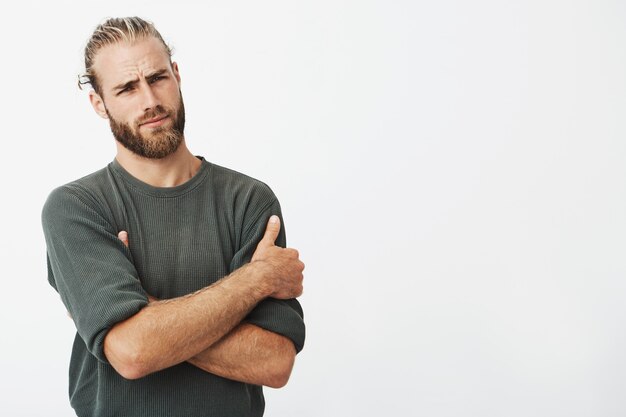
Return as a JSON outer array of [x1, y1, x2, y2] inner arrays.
[[259, 215, 280, 247], [118, 230, 129, 247]]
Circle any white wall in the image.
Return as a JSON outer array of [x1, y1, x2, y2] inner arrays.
[[2, 1, 625, 415]]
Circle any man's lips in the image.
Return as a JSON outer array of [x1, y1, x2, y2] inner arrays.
[[140, 115, 169, 127]]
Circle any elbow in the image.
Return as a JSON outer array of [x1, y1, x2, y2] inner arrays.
[[264, 347, 296, 389], [114, 356, 149, 380], [104, 330, 151, 380], [265, 372, 290, 389]]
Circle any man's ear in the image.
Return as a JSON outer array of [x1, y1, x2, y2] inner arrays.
[[172, 61, 181, 84], [89, 90, 109, 119]]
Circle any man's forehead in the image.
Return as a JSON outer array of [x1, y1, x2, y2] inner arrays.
[[93, 37, 171, 87]]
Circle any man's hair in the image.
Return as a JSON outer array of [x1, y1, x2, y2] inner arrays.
[[79, 17, 172, 95]]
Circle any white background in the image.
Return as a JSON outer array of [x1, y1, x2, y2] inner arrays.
[[1, 0, 625, 416]]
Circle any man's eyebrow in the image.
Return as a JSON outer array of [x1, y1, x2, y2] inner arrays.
[[112, 69, 170, 93], [112, 78, 139, 93], [146, 69, 169, 79]]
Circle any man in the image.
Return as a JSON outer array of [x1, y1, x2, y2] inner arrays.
[[41, 17, 305, 417]]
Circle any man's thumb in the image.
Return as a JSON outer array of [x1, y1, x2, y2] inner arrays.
[[118, 230, 129, 247], [260, 215, 281, 246]]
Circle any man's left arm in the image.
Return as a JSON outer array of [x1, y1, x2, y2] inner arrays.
[[188, 322, 296, 388], [187, 203, 305, 388]]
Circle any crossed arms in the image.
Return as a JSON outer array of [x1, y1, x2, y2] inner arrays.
[[103, 216, 304, 386]]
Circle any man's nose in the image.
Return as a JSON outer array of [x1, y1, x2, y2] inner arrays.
[[140, 82, 160, 111]]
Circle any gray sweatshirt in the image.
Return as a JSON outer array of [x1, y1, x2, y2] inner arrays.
[[42, 157, 305, 417]]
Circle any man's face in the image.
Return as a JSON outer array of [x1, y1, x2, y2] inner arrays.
[[89, 37, 185, 159]]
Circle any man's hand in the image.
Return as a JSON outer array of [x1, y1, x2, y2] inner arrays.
[[250, 215, 304, 299]]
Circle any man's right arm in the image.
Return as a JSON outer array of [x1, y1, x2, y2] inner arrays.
[[103, 215, 304, 380]]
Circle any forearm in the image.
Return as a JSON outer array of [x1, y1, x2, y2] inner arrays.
[[187, 323, 296, 388], [104, 262, 271, 379]]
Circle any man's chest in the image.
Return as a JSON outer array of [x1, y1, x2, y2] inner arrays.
[[117, 196, 239, 299]]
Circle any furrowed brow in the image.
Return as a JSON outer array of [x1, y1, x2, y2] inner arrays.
[[112, 78, 139, 93], [111, 68, 170, 94]]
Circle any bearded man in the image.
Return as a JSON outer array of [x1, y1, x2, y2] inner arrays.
[[41, 17, 305, 417]]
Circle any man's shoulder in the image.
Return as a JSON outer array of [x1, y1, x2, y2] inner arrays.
[[43, 164, 116, 217], [207, 161, 277, 201], [56, 164, 112, 191]]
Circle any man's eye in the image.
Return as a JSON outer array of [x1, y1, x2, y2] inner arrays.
[[117, 87, 133, 95], [149, 76, 166, 84]]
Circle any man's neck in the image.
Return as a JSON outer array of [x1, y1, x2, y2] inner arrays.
[[115, 141, 203, 188]]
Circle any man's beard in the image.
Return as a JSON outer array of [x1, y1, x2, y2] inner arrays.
[[106, 94, 186, 159]]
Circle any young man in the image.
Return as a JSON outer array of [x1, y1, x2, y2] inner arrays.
[[42, 17, 305, 417]]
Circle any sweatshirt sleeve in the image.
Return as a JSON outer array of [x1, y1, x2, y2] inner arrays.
[[229, 186, 306, 353], [42, 186, 149, 363]]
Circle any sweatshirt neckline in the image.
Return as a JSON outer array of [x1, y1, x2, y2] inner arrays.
[[109, 156, 210, 198]]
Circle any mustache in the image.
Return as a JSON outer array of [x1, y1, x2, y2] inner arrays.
[[136, 105, 171, 126]]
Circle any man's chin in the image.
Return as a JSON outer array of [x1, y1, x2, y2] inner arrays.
[[115, 132, 183, 160]]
